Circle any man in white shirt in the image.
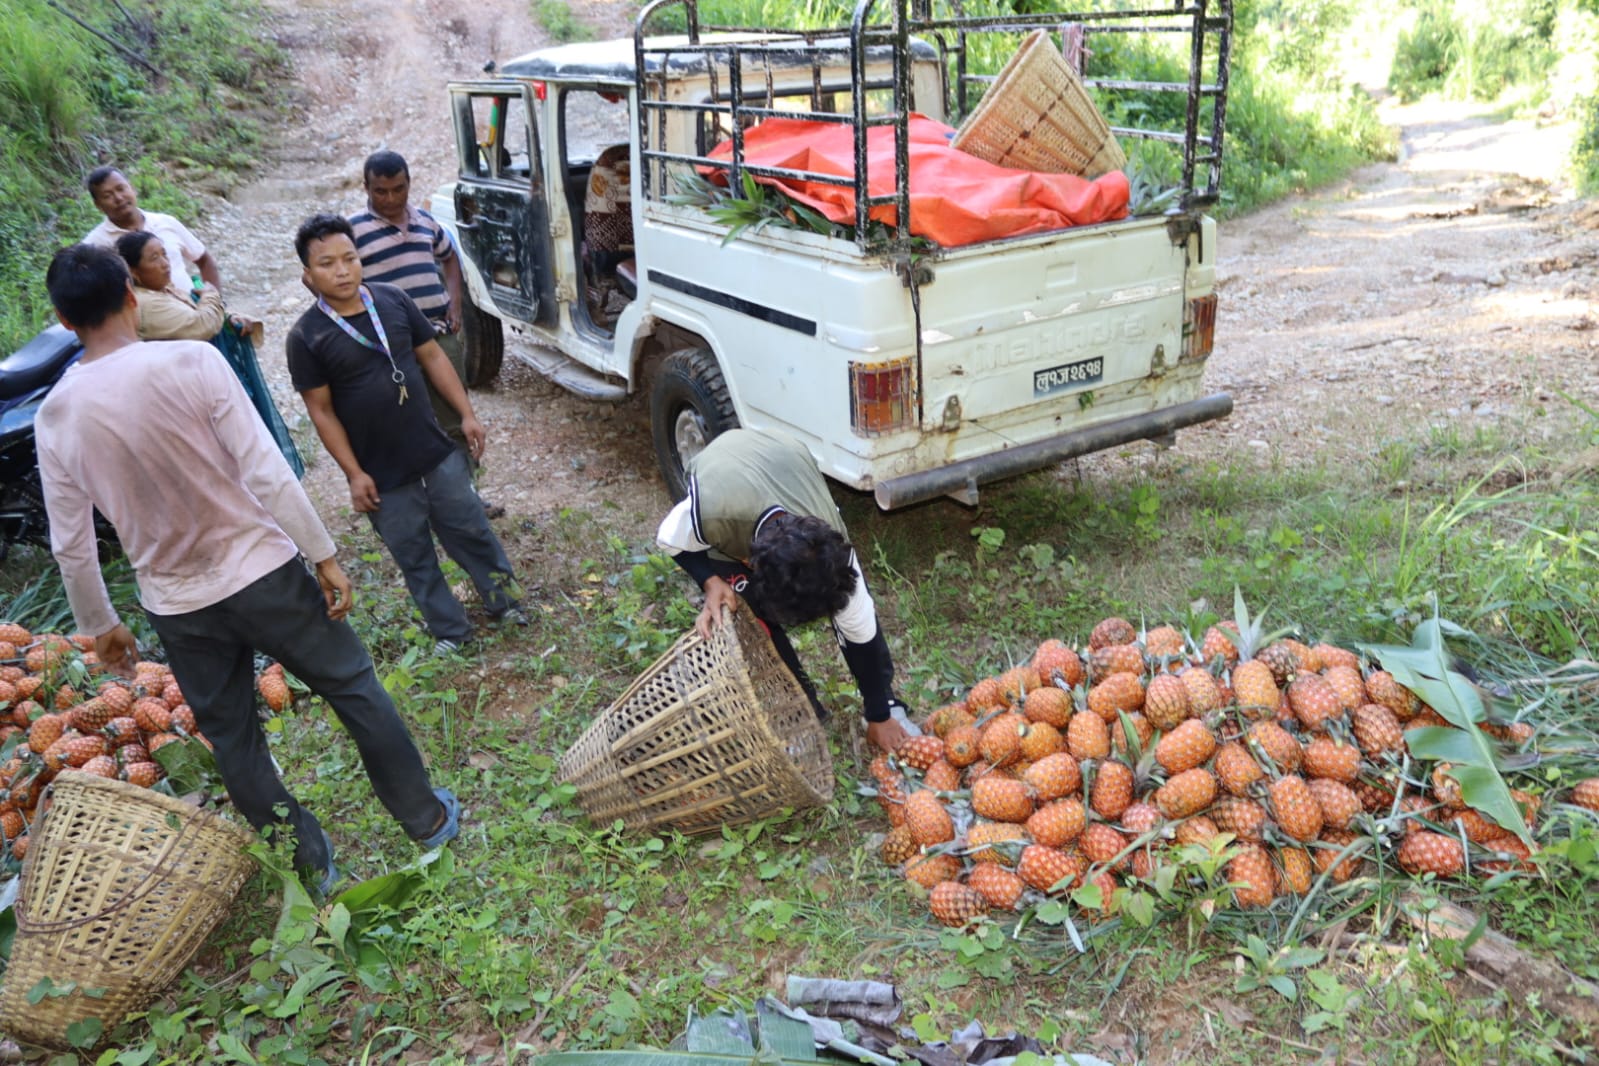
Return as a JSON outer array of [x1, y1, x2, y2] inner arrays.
[[82, 166, 222, 293], [38, 243, 458, 895]]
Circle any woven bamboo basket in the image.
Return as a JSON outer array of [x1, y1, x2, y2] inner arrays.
[[952, 29, 1126, 179], [558, 608, 835, 834], [0, 772, 257, 1050]]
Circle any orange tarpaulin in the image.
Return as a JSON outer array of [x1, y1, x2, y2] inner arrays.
[[706, 114, 1130, 247]]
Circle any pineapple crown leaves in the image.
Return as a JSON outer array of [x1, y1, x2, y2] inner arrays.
[[1358, 611, 1533, 847], [1229, 587, 1294, 662]]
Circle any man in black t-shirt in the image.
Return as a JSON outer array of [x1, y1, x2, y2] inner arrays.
[[286, 214, 525, 653]]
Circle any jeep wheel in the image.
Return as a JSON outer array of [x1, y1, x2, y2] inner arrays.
[[460, 284, 504, 388], [650, 347, 738, 500]]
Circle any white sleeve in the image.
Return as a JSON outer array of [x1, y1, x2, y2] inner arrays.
[[655, 495, 711, 555], [831, 551, 878, 644], [169, 217, 207, 262]]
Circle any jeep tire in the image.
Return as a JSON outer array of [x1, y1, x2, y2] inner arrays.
[[650, 347, 738, 501], [460, 284, 504, 388]]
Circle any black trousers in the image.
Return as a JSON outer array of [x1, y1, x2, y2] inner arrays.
[[145, 558, 441, 873]]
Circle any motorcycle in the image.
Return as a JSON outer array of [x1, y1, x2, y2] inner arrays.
[[0, 324, 118, 563]]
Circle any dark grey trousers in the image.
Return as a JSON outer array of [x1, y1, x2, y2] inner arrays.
[[145, 558, 442, 874], [366, 450, 519, 642]]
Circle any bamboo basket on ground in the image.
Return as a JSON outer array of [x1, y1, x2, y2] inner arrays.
[[558, 608, 835, 834], [0, 772, 256, 1051], [952, 28, 1126, 179]]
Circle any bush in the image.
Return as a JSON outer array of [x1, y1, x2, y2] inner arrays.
[[1390, 0, 1561, 102], [1574, 91, 1599, 193]]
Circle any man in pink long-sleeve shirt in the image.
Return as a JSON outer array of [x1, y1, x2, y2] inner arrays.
[[36, 244, 460, 895]]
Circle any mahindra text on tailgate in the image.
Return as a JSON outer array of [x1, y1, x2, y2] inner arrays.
[[919, 220, 1184, 428]]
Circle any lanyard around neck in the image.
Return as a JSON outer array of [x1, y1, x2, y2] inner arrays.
[[318, 286, 410, 405]]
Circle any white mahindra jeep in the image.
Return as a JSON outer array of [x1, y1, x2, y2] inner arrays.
[[433, 0, 1233, 507]]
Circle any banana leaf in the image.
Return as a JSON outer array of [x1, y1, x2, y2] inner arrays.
[[1359, 614, 1532, 846]]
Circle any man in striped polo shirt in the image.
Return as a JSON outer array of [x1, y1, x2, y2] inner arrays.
[[349, 152, 501, 516]]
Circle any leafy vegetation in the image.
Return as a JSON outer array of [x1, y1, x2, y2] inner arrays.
[[0, 0, 285, 355]]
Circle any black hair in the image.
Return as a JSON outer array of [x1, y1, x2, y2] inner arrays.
[[113, 230, 161, 273], [46, 244, 132, 330], [363, 150, 410, 183], [85, 165, 122, 191], [747, 514, 856, 626], [294, 213, 357, 265]]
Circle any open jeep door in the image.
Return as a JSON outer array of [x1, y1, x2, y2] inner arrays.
[[448, 81, 551, 325]]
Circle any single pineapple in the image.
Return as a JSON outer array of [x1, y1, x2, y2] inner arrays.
[[1019, 720, 1065, 762], [896, 735, 944, 772], [1365, 669, 1421, 720], [905, 852, 962, 889], [1174, 815, 1220, 846], [880, 824, 917, 865], [1430, 764, 1465, 809], [1213, 741, 1264, 796], [1306, 778, 1362, 831], [1090, 760, 1135, 820], [61, 734, 108, 767], [0, 623, 33, 646], [1267, 775, 1324, 842], [1142, 673, 1191, 731], [966, 676, 1008, 713], [1023, 687, 1073, 729], [1142, 625, 1186, 660], [929, 881, 989, 927], [1078, 823, 1129, 869], [1245, 720, 1303, 773], [133, 698, 173, 735], [1067, 711, 1111, 761], [1120, 802, 1162, 836], [1111, 712, 1154, 757], [1018, 844, 1084, 894], [79, 755, 117, 778], [1276, 846, 1314, 895], [968, 862, 1027, 911], [1301, 736, 1362, 783], [1209, 797, 1268, 841], [98, 683, 134, 716], [972, 776, 1034, 823], [1572, 778, 1599, 813], [1397, 832, 1466, 877], [1228, 844, 1277, 907], [1089, 617, 1137, 649], [1177, 667, 1223, 715], [1200, 623, 1240, 666], [1350, 703, 1405, 758], [68, 697, 114, 734], [1320, 665, 1367, 711], [926, 703, 976, 738], [923, 759, 963, 793], [1154, 719, 1217, 774], [1086, 672, 1145, 720], [944, 725, 980, 768], [27, 713, 66, 755], [905, 790, 956, 847], [1032, 639, 1085, 688], [978, 712, 1027, 767], [1023, 753, 1082, 801], [1285, 673, 1341, 733], [1312, 830, 1365, 883], [1154, 768, 1217, 820], [966, 820, 1028, 862], [1025, 797, 1087, 847], [1313, 643, 1360, 671]]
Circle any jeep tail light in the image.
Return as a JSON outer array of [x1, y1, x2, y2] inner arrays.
[[850, 357, 917, 437], [1181, 294, 1217, 362]]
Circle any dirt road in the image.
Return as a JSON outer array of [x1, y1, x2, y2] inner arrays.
[[205, 0, 1599, 553]]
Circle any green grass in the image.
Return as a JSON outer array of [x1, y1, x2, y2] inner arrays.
[[3, 402, 1596, 1063], [535, 0, 596, 43], [0, 0, 284, 355]]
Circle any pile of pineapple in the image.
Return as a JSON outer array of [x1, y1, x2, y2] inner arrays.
[[0, 623, 292, 865], [873, 615, 1599, 929]]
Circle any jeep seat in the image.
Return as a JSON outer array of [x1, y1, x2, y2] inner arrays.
[[615, 258, 638, 299]]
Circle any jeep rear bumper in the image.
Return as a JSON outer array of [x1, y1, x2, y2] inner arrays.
[[872, 392, 1234, 510]]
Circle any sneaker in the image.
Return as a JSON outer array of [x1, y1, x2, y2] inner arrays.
[[308, 828, 340, 898], [493, 606, 530, 627], [418, 787, 461, 849], [482, 500, 507, 519], [433, 637, 473, 656]]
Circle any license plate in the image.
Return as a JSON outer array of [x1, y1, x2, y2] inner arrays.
[[1033, 356, 1105, 397]]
